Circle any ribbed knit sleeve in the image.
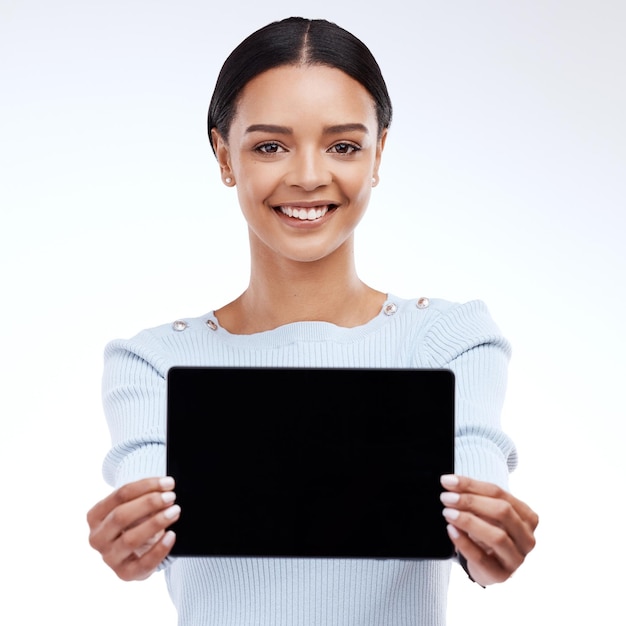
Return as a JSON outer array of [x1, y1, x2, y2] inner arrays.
[[101, 333, 172, 487], [419, 300, 516, 489]]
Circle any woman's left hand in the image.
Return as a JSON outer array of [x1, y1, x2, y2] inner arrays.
[[440, 474, 539, 586]]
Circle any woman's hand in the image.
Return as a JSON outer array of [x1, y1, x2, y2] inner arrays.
[[87, 477, 181, 581], [440, 474, 538, 586]]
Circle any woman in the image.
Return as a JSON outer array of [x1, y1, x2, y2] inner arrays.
[[87, 17, 538, 625]]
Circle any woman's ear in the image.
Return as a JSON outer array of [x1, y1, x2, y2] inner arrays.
[[372, 128, 388, 184], [211, 128, 235, 186]]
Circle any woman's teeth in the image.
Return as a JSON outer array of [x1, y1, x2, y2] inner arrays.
[[279, 206, 329, 221]]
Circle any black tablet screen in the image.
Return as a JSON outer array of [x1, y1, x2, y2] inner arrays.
[[166, 367, 455, 559]]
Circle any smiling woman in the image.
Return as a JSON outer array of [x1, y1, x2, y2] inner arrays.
[[86, 16, 538, 626]]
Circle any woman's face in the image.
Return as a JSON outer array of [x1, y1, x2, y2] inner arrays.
[[212, 64, 387, 264]]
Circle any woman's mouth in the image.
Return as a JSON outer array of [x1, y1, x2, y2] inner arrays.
[[276, 205, 336, 221]]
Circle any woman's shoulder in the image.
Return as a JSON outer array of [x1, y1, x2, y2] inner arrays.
[[391, 295, 510, 365], [394, 295, 498, 328], [108, 311, 213, 342], [103, 313, 213, 373], [426, 297, 499, 328]]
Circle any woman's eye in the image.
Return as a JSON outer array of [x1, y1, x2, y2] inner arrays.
[[255, 142, 283, 154], [330, 143, 360, 155]]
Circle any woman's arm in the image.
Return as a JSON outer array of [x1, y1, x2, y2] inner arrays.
[[421, 301, 538, 584], [90, 332, 180, 580]]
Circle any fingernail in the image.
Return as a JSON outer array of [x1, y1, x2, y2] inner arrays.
[[447, 524, 460, 540], [440, 474, 459, 488], [161, 491, 176, 505], [440, 491, 460, 505], [164, 504, 181, 520], [442, 507, 460, 521], [160, 476, 175, 489], [162, 530, 176, 547]]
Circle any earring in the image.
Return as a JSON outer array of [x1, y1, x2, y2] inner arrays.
[[371, 176, 378, 187], [225, 177, 232, 185]]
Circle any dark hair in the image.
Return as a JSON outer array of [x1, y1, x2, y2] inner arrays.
[[207, 17, 392, 154]]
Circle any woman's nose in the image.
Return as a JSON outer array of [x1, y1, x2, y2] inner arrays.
[[284, 149, 332, 190]]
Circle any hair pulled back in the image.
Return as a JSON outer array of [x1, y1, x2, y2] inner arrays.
[[207, 17, 392, 154]]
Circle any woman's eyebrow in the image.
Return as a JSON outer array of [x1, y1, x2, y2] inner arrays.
[[245, 124, 292, 134], [323, 123, 369, 135]]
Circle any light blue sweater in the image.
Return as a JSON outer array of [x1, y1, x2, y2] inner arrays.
[[101, 295, 517, 625]]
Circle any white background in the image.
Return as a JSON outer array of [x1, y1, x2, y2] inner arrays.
[[1, 0, 624, 624]]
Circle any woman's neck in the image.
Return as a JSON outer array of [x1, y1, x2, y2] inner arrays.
[[215, 245, 385, 335]]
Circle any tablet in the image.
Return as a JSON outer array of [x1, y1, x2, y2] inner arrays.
[[166, 366, 455, 559]]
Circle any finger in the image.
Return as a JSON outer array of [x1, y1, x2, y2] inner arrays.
[[441, 474, 506, 498], [89, 489, 177, 553], [441, 474, 539, 531], [440, 490, 536, 555], [118, 503, 181, 556], [115, 530, 177, 582], [446, 524, 510, 585], [443, 507, 524, 574], [87, 476, 175, 527], [100, 503, 181, 574], [133, 530, 165, 558]]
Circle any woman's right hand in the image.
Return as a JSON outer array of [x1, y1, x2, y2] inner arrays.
[[87, 476, 181, 581]]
